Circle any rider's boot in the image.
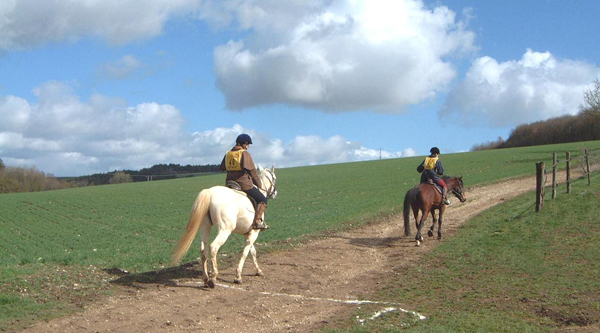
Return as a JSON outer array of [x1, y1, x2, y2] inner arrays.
[[252, 202, 269, 230], [441, 187, 451, 205]]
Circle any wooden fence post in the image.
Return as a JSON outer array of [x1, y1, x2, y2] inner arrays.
[[552, 152, 557, 199], [585, 149, 591, 185], [566, 152, 571, 194], [536, 162, 545, 212]]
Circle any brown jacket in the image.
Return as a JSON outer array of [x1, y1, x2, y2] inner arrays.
[[219, 145, 262, 191]]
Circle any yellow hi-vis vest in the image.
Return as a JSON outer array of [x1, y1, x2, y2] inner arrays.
[[225, 149, 246, 172], [424, 156, 438, 170]]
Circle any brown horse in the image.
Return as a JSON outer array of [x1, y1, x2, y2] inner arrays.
[[403, 176, 467, 246]]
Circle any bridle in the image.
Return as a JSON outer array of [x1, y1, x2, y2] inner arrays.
[[260, 169, 277, 199], [451, 187, 463, 198], [448, 178, 466, 202]]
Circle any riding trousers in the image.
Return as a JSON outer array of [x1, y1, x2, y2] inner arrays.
[[435, 178, 448, 189], [421, 170, 448, 189], [244, 187, 268, 205]]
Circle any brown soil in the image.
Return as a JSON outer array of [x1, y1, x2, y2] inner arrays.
[[20, 170, 595, 332]]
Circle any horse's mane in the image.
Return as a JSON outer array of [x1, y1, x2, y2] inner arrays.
[[442, 175, 460, 180], [442, 175, 463, 186]]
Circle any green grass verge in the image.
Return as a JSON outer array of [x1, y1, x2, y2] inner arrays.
[[1, 140, 599, 330], [326, 166, 600, 332]]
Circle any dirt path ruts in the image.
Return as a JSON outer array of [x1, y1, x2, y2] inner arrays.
[[21, 171, 584, 332]]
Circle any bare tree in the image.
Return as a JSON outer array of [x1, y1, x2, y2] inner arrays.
[[109, 172, 133, 184], [580, 78, 600, 115]]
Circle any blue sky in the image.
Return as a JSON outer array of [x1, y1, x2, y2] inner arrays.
[[1, 0, 599, 177]]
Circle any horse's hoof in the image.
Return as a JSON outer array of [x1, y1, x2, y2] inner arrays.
[[256, 271, 264, 277], [428, 230, 434, 237], [437, 236, 443, 240], [415, 241, 421, 247], [207, 280, 216, 288], [234, 278, 242, 284]]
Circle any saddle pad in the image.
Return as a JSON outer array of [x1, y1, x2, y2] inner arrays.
[[226, 180, 242, 190]]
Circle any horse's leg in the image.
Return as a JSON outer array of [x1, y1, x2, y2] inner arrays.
[[438, 206, 446, 240], [208, 229, 232, 288], [250, 244, 264, 277], [428, 210, 437, 237], [411, 205, 419, 233], [199, 220, 212, 286], [415, 208, 429, 246], [234, 230, 261, 284]]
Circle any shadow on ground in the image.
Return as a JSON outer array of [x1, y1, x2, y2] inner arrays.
[[103, 262, 203, 288], [322, 234, 402, 248]]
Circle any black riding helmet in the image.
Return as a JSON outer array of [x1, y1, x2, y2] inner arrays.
[[430, 147, 440, 155], [236, 134, 253, 145]]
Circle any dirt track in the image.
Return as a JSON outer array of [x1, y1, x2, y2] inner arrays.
[[20, 174, 562, 332]]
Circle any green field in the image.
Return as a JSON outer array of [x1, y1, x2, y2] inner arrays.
[[329, 156, 600, 332], [1, 141, 599, 330]]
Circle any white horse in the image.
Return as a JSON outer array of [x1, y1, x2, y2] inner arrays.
[[171, 165, 277, 288]]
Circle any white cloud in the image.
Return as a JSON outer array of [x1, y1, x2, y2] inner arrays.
[[441, 49, 600, 127], [98, 55, 143, 79], [1, 0, 474, 113], [212, 0, 475, 112], [0, 82, 413, 176], [276, 135, 412, 167], [0, 0, 199, 50], [0, 95, 31, 131]]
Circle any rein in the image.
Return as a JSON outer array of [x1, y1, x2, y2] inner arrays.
[[451, 188, 462, 197], [448, 180, 464, 200], [443, 176, 464, 199]]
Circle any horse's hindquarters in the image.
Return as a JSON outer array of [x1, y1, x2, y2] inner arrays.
[[208, 186, 255, 234]]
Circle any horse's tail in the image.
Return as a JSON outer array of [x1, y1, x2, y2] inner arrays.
[[403, 187, 419, 236], [171, 189, 211, 265]]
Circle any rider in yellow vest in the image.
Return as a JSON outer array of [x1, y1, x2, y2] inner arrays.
[[219, 134, 269, 230], [417, 147, 450, 205]]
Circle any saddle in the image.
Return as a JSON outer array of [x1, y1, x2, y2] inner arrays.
[[426, 179, 443, 194], [226, 181, 257, 210]]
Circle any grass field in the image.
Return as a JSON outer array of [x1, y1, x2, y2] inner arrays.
[[329, 163, 600, 332], [1, 140, 599, 330]]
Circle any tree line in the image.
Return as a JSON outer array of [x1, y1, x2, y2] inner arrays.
[[0, 161, 220, 194], [0, 163, 79, 193], [472, 79, 600, 151], [71, 163, 221, 186]]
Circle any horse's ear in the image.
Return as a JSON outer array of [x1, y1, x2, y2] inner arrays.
[[271, 164, 275, 173]]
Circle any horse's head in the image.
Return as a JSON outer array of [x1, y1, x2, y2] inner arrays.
[[447, 176, 467, 203], [258, 164, 278, 199]]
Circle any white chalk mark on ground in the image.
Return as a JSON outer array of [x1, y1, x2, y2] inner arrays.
[[181, 282, 427, 321]]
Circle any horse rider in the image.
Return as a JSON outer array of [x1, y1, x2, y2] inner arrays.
[[417, 147, 451, 205], [219, 134, 269, 230]]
